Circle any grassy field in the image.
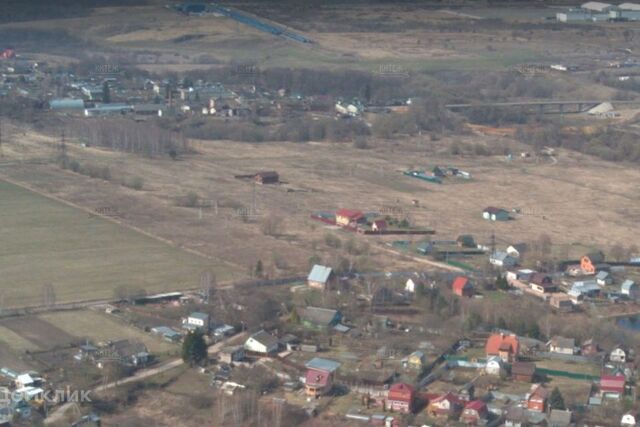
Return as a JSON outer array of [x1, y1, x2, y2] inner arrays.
[[0, 178, 236, 308], [39, 310, 176, 354]]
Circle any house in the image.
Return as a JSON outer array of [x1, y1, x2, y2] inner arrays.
[[387, 383, 415, 413], [486, 333, 519, 363], [15, 374, 37, 389], [244, 330, 279, 354], [569, 280, 601, 299], [550, 294, 573, 312], [581, 338, 601, 356], [405, 350, 426, 369], [548, 336, 576, 355], [621, 280, 638, 298], [549, 409, 572, 427], [529, 273, 556, 294], [461, 400, 488, 425], [452, 276, 474, 297], [596, 271, 612, 286], [621, 412, 637, 426], [485, 356, 506, 376], [300, 306, 342, 329], [482, 207, 510, 221], [219, 346, 245, 364], [507, 243, 528, 259], [183, 312, 210, 332], [371, 219, 388, 232], [150, 326, 182, 342], [307, 264, 335, 290], [511, 362, 536, 382], [581, 251, 605, 274], [335, 209, 364, 227], [304, 358, 340, 398], [457, 235, 476, 248], [490, 251, 517, 268], [427, 392, 463, 418], [96, 340, 150, 368], [610, 345, 629, 363], [526, 384, 548, 412], [504, 406, 528, 427], [600, 375, 625, 399], [405, 277, 424, 294], [254, 171, 279, 184]]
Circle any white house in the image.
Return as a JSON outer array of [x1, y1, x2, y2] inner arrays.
[[485, 356, 505, 376], [490, 251, 517, 268], [183, 312, 210, 332], [244, 330, 279, 354], [596, 271, 612, 286], [548, 337, 576, 355], [506, 244, 527, 259], [610, 346, 628, 363], [621, 412, 637, 426], [621, 280, 638, 298]]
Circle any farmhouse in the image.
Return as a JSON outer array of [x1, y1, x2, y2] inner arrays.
[[511, 362, 536, 382], [490, 251, 517, 268], [386, 382, 415, 413], [335, 209, 364, 227], [482, 207, 510, 221], [485, 333, 519, 363], [581, 251, 605, 274], [526, 384, 548, 412], [548, 336, 576, 355], [244, 330, 279, 354], [452, 276, 474, 297], [307, 264, 335, 290]]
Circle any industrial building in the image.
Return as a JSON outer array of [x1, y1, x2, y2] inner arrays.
[[557, 2, 640, 22]]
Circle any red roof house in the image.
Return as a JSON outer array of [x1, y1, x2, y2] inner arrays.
[[600, 375, 625, 399], [526, 384, 548, 412], [387, 382, 415, 413], [371, 219, 388, 232], [461, 400, 488, 424], [305, 368, 332, 398], [452, 276, 474, 297], [336, 209, 364, 226], [485, 333, 520, 363]]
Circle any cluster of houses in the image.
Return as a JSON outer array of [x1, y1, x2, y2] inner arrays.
[[74, 339, 151, 369]]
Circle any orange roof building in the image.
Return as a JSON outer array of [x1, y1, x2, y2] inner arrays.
[[485, 333, 520, 363], [452, 276, 474, 297]]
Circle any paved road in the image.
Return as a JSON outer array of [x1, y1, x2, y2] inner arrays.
[[45, 332, 247, 424]]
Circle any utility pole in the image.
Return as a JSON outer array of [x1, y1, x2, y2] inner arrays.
[[0, 118, 3, 158]]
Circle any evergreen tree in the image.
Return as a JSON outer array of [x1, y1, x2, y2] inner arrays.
[[182, 330, 207, 366], [549, 387, 565, 410], [255, 259, 264, 278], [102, 81, 111, 104], [289, 307, 300, 324]]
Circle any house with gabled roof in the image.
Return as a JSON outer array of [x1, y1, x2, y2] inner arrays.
[[427, 392, 463, 418], [600, 375, 625, 399], [621, 279, 638, 298], [548, 336, 576, 355], [335, 209, 364, 227], [526, 384, 548, 412], [307, 264, 335, 290], [452, 276, 474, 297], [300, 306, 342, 329], [244, 330, 279, 354], [461, 400, 488, 424], [486, 333, 519, 363]]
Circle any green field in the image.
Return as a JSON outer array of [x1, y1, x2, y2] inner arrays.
[[0, 179, 234, 308]]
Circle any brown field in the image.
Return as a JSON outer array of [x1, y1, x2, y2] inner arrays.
[[0, 316, 77, 349]]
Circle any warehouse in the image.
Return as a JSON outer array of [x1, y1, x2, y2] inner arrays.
[[611, 2, 640, 20]]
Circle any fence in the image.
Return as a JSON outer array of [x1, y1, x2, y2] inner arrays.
[[536, 367, 599, 382]]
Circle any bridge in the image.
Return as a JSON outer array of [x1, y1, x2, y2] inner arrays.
[[445, 100, 640, 115]]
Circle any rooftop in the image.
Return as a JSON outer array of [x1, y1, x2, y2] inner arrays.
[[305, 357, 341, 373]]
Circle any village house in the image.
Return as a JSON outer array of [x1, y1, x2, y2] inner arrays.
[[596, 271, 612, 286], [504, 406, 528, 427], [600, 375, 626, 399], [621, 412, 637, 426], [485, 356, 506, 376], [511, 361, 536, 382], [581, 338, 601, 356], [335, 208, 364, 227], [529, 273, 556, 294], [506, 243, 528, 259], [485, 333, 520, 363], [427, 392, 463, 418], [307, 264, 335, 291], [300, 306, 342, 329], [182, 312, 211, 332], [405, 350, 426, 370], [461, 400, 488, 425], [371, 219, 388, 232], [610, 345, 629, 363], [548, 336, 576, 355], [405, 277, 425, 294], [244, 330, 279, 355], [526, 384, 548, 412], [219, 346, 245, 364], [550, 294, 573, 312], [96, 340, 150, 369], [581, 251, 605, 274], [452, 276, 474, 297], [621, 279, 638, 298], [386, 382, 415, 413], [253, 171, 279, 185], [482, 207, 510, 221], [490, 251, 518, 268], [304, 358, 340, 398], [457, 234, 476, 248]]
